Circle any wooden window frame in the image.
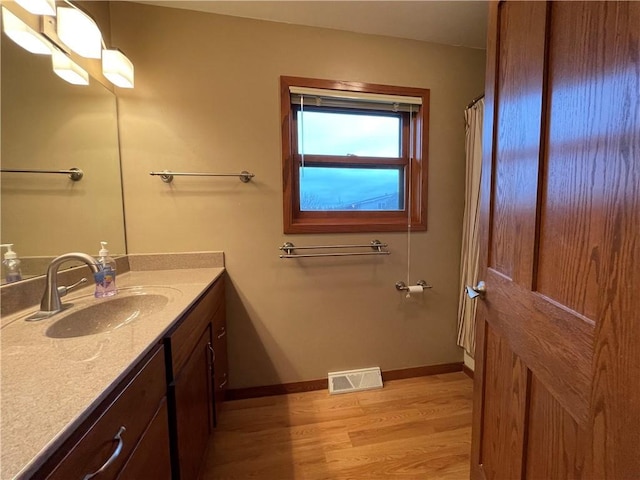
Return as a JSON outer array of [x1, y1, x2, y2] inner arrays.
[[281, 76, 429, 234]]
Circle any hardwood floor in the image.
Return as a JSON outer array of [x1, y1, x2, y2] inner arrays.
[[200, 372, 473, 479]]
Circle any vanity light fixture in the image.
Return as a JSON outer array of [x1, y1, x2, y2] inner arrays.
[[2, 1, 135, 88], [1, 6, 51, 55], [56, 5, 102, 59], [102, 48, 134, 88], [14, 0, 56, 17], [52, 49, 89, 85]]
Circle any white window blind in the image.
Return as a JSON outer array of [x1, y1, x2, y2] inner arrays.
[[290, 86, 422, 113]]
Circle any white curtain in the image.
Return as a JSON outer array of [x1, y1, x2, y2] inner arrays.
[[457, 98, 484, 357]]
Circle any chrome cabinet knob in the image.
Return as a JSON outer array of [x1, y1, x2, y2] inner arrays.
[[466, 281, 486, 299]]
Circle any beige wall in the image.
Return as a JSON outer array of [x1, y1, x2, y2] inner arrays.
[[110, 3, 485, 388]]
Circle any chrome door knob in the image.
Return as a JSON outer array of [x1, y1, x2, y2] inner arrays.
[[466, 281, 486, 299]]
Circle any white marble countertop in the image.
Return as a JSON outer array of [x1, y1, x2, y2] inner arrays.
[[1, 267, 224, 480]]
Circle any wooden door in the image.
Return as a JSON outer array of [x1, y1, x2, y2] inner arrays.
[[471, 2, 640, 479]]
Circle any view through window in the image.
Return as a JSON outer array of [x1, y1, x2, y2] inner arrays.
[[298, 109, 403, 211], [281, 76, 429, 233]]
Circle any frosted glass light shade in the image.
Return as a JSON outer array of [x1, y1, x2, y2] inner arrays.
[[56, 6, 102, 59], [1, 7, 52, 55], [15, 0, 56, 16], [52, 50, 89, 85], [102, 49, 134, 88]]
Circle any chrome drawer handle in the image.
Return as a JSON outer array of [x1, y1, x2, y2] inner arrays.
[[216, 327, 226, 339], [83, 426, 126, 480], [219, 378, 228, 388], [208, 342, 216, 363]]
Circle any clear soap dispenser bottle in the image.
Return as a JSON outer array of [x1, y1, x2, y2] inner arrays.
[[2, 244, 22, 283], [95, 241, 117, 298]]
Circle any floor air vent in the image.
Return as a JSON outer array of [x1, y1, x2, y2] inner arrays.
[[328, 367, 383, 395]]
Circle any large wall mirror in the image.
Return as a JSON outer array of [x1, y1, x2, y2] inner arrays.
[[1, 34, 126, 284]]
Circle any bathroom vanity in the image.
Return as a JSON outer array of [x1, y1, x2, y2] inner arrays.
[[0, 255, 227, 480], [164, 274, 226, 480]]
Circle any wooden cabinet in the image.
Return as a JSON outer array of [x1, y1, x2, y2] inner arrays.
[[31, 273, 227, 480], [212, 300, 228, 417], [117, 400, 172, 480], [164, 274, 227, 480], [171, 326, 214, 480], [36, 346, 169, 480]]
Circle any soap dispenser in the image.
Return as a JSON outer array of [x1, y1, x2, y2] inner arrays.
[[94, 241, 117, 298], [1, 244, 22, 283]]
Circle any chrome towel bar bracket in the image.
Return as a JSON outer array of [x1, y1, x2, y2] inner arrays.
[[149, 170, 255, 183], [279, 240, 390, 258]]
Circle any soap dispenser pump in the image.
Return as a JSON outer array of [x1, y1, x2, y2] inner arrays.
[[95, 241, 117, 298], [1, 244, 22, 283]]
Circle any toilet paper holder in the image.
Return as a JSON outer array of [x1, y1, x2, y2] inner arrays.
[[395, 280, 432, 292]]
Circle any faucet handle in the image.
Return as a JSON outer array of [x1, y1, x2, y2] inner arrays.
[[57, 277, 88, 298]]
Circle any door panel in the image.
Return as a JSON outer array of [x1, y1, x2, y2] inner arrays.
[[489, 1, 546, 286], [472, 1, 640, 479], [480, 327, 528, 480], [484, 270, 592, 426], [536, 2, 609, 318], [572, 2, 640, 477], [525, 377, 586, 479]]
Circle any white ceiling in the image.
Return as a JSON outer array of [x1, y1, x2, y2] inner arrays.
[[136, 1, 488, 49]]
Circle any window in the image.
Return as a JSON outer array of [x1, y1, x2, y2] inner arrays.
[[281, 76, 429, 233]]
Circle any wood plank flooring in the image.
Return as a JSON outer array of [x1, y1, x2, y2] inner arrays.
[[200, 372, 473, 479]]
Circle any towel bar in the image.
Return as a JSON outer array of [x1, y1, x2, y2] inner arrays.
[[1, 167, 83, 181], [149, 170, 254, 183], [279, 240, 390, 258]]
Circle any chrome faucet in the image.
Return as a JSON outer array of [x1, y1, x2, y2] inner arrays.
[[27, 253, 101, 321]]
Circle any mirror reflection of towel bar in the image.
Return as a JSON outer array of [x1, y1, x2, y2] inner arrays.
[[0, 167, 83, 181], [279, 240, 390, 258], [149, 170, 254, 183]]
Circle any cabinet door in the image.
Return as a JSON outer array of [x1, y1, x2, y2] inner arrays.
[[117, 399, 171, 480], [168, 278, 224, 381], [173, 325, 214, 480], [212, 301, 228, 414]]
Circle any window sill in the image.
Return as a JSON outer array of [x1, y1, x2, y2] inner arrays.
[[284, 218, 427, 234]]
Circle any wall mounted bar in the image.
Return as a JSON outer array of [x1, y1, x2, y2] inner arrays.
[[149, 170, 255, 183], [395, 280, 433, 291], [279, 239, 390, 258], [0, 167, 84, 181]]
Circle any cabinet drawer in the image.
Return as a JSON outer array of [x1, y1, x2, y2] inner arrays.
[[166, 276, 224, 378], [47, 346, 166, 480]]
